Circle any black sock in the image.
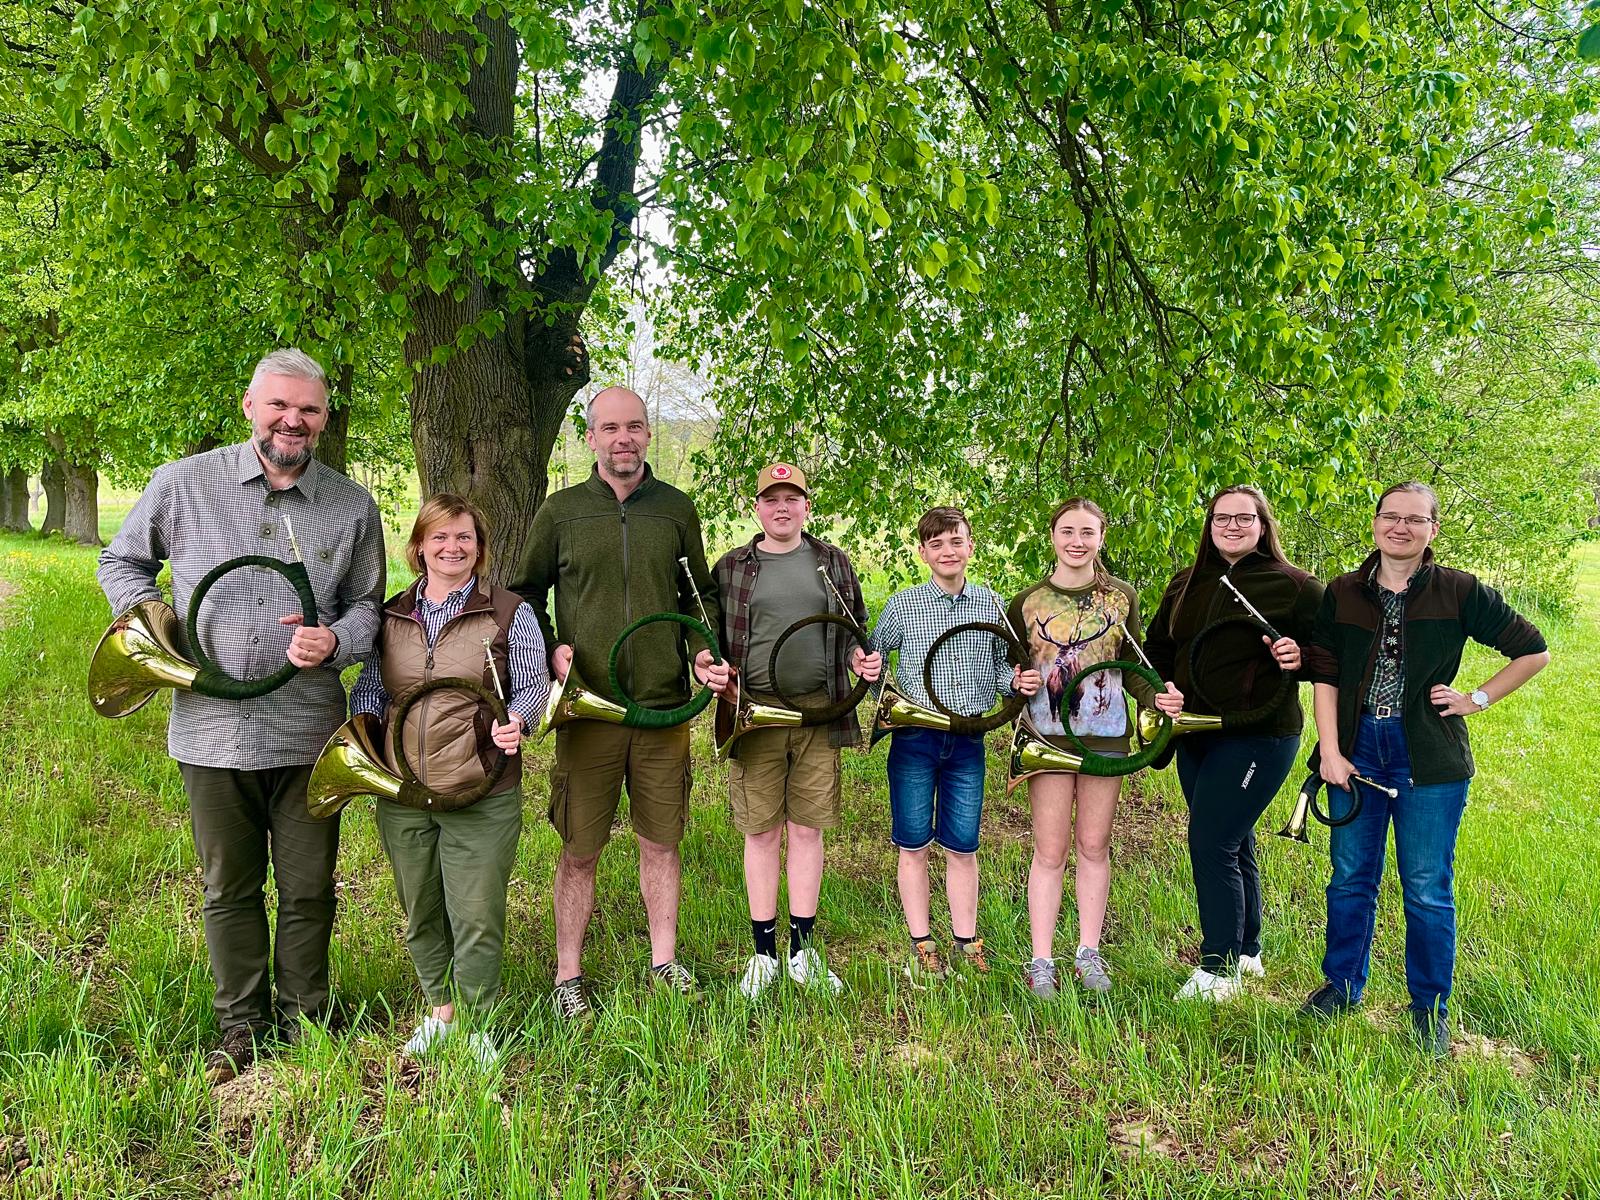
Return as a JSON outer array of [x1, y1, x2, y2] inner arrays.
[[789, 913, 816, 956], [752, 918, 778, 960], [953, 932, 978, 948], [909, 930, 931, 945]]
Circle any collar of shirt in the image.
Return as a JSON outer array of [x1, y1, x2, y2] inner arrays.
[[415, 576, 478, 615], [234, 440, 322, 500], [914, 578, 975, 605]]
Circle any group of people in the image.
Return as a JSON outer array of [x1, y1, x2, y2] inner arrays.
[[97, 348, 1550, 1083]]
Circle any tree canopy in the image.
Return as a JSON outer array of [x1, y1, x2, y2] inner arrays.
[[0, 0, 1595, 594]]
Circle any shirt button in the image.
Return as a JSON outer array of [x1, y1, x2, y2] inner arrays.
[[251, 636, 259, 644], [261, 524, 274, 538], [257, 598, 266, 606]]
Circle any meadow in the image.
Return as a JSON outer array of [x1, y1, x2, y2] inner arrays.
[[1, 531, 1596, 1198]]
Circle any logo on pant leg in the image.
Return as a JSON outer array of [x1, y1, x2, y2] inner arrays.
[[1241, 761, 1257, 788]]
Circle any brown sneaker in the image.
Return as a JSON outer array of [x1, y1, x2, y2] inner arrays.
[[906, 938, 949, 983], [956, 938, 991, 975], [204, 1025, 260, 1086]]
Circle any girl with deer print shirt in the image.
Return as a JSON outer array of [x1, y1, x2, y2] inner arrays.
[[1007, 499, 1184, 999]]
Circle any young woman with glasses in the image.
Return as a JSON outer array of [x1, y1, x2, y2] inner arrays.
[[1145, 486, 1325, 1001], [1301, 482, 1549, 1055]]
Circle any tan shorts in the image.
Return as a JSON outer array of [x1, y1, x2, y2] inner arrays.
[[549, 721, 692, 858], [727, 694, 841, 835]]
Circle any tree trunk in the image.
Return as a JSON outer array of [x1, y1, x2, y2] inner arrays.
[[313, 361, 352, 476], [40, 458, 66, 535], [183, 434, 224, 458], [0, 468, 30, 532], [407, 287, 585, 582], [62, 459, 101, 546]]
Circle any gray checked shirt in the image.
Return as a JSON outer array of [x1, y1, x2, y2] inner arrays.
[[97, 442, 387, 769], [871, 579, 1015, 717]]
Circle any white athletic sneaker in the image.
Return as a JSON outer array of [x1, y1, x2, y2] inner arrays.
[[465, 1031, 500, 1069], [786, 946, 844, 995], [738, 954, 782, 1000], [402, 1014, 454, 1056], [1238, 954, 1265, 978], [1175, 967, 1242, 1002]]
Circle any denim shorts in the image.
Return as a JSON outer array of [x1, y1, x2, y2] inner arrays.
[[886, 728, 987, 853]]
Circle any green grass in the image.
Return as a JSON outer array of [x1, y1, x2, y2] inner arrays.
[[1, 533, 1597, 1198]]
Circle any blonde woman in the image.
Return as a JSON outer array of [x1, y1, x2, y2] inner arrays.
[[350, 494, 549, 1065]]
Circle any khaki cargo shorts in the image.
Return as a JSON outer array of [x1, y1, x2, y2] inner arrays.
[[727, 691, 842, 835], [549, 721, 692, 858]]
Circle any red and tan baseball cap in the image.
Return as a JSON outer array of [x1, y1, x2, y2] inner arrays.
[[756, 462, 809, 497]]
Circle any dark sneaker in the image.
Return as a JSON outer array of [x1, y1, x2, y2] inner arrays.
[[1410, 1008, 1450, 1059], [650, 960, 699, 997], [1024, 957, 1059, 999], [1073, 947, 1113, 993], [551, 975, 593, 1022], [204, 1025, 261, 1086], [1299, 981, 1359, 1019], [955, 938, 991, 976], [905, 938, 948, 984]]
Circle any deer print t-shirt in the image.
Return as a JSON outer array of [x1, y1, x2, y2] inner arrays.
[[1007, 575, 1158, 754]]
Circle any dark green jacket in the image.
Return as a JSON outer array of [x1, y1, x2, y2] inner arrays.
[[509, 465, 722, 709], [1144, 549, 1324, 738], [1306, 550, 1546, 785]]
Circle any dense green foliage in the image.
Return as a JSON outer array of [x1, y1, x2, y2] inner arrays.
[[0, 1, 1596, 590], [666, 0, 1600, 605]]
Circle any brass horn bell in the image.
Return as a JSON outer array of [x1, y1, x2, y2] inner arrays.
[[306, 713, 407, 820], [1276, 781, 1315, 844], [535, 663, 628, 739], [88, 599, 201, 718], [868, 677, 953, 748], [715, 677, 803, 758], [1135, 705, 1223, 749], [1005, 719, 1086, 793]]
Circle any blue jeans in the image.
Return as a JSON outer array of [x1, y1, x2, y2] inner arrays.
[[1323, 714, 1469, 1018], [886, 729, 986, 853]]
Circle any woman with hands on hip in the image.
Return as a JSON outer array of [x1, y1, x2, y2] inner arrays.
[[1302, 482, 1549, 1056]]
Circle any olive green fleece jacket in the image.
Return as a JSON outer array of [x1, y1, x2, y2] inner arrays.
[[508, 465, 722, 709]]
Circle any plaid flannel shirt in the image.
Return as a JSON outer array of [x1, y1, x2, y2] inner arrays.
[[713, 532, 869, 748]]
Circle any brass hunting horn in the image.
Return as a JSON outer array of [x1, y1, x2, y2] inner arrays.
[[1132, 577, 1296, 763], [308, 649, 513, 819], [761, 565, 876, 726], [1276, 768, 1397, 844], [90, 518, 320, 718], [1005, 716, 1087, 794], [715, 672, 804, 757], [534, 560, 722, 739], [869, 609, 1030, 749]]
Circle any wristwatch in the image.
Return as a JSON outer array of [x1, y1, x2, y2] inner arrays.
[[1469, 689, 1490, 711]]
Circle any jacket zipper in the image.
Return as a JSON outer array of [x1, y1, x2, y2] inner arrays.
[[619, 504, 632, 692]]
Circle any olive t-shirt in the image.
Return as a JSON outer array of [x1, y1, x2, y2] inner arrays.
[[744, 541, 829, 694]]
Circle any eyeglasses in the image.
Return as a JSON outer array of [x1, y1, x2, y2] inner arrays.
[[1375, 512, 1436, 528], [1211, 513, 1257, 529]]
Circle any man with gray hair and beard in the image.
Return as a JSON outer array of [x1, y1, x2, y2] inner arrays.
[[99, 348, 386, 1083]]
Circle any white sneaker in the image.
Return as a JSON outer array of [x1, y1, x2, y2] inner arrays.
[[786, 946, 844, 995], [402, 1014, 454, 1056], [1175, 967, 1242, 1002], [465, 1031, 500, 1069], [738, 954, 782, 1000], [1238, 954, 1265, 978]]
